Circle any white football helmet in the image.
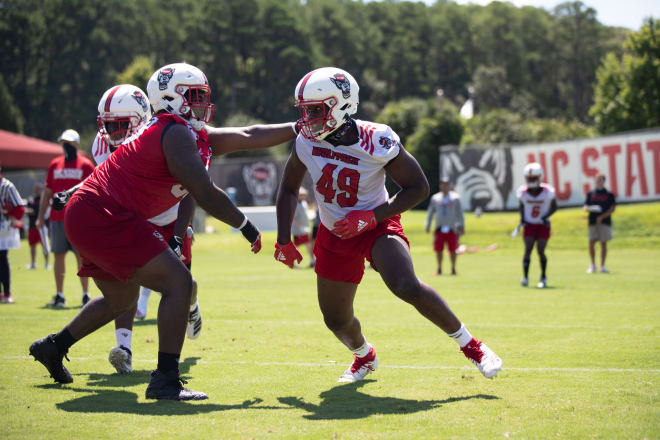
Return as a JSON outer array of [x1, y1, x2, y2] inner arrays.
[[294, 67, 359, 140], [523, 162, 544, 188], [97, 84, 152, 146], [147, 63, 213, 131]]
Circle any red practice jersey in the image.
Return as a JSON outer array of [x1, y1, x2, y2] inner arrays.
[[45, 155, 95, 221], [76, 113, 211, 221]]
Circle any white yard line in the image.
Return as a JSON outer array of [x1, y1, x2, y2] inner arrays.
[[0, 315, 654, 331], [7, 355, 660, 374]]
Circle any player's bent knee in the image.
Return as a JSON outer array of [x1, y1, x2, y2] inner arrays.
[[322, 314, 352, 333], [389, 277, 423, 303], [161, 270, 193, 300]]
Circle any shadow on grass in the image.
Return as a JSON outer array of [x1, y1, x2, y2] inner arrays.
[[278, 380, 500, 420], [81, 357, 201, 387], [38, 305, 81, 311], [54, 390, 280, 415], [37, 357, 285, 415]]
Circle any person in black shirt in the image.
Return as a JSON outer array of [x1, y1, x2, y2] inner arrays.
[[25, 183, 50, 270], [584, 174, 615, 273]]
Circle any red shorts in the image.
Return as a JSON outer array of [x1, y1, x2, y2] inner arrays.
[[433, 230, 459, 253], [293, 234, 310, 246], [64, 194, 168, 282], [523, 223, 551, 240], [152, 223, 193, 265], [28, 228, 41, 246], [314, 215, 409, 284]]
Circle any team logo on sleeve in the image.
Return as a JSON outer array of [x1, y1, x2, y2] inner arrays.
[[329, 73, 351, 99], [157, 68, 175, 90], [378, 136, 399, 150], [132, 91, 149, 112]]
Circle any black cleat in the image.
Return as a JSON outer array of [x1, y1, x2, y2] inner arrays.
[[46, 295, 66, 308], [145, 369, 208, 401], [81, 294, 90, 306], [29, 334, 73, 384]]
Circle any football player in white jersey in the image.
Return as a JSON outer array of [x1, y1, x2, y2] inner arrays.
[[516, 162, 558, 288], [274, 67, 502, 382]]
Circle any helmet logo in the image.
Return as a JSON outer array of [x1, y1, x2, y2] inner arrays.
[[329, 73, 351, 99], [157, 68, 175, 90], [132, 91, 149, 112]]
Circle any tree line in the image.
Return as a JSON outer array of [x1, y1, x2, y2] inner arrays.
[[0, 0, 657, 192]]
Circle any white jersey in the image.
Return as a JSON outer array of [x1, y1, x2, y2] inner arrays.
[[91, 133, 112, 166], [517, 183, 556, 224], [91, 132, 180, 226], [295, 119, 401, 229]]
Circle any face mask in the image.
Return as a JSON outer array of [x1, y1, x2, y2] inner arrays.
[[63, 143, 77, 160]]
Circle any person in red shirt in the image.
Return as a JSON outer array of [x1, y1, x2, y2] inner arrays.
[[36, 129, 94, 307], [29, 62, 297, 401]]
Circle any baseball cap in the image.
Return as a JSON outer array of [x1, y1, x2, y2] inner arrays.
[[57, 129, 80, 144]]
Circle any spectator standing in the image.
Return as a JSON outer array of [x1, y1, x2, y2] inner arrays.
[[26, 182, 50, 270], [36, 129, 94, 307], [426, 177, 465, 275], [584, 173, 616, 273], [0, 168, 25, 303]]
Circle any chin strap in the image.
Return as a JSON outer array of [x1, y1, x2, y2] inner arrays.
[[326, 118, 356, 145]]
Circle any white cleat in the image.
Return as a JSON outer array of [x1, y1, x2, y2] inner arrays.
[[338, 345, 378, 383], [587, 264, 596, 274], [461, 338, 502, 379], [108, 346, 132, 374], [520, 277, 528, 287], [600, 266, 609, 273], [537, 277, 547, 289], [134, 309, 146, 320], [187, 303, 202, 339]]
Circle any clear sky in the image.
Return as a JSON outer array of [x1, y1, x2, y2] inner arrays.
[[448, 0, 658, 30]]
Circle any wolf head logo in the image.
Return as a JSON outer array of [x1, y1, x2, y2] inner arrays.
[[132, 91, 149, 112], [157, 68, 175, 91], [329, 73, 351, 99]]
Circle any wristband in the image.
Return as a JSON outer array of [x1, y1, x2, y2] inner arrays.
[[240, 219, 259, 244]]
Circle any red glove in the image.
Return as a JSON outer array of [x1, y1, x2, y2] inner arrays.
[[251, 234, 262, 254], [274, 241, 302, 268], [331, 210, 377, 239]]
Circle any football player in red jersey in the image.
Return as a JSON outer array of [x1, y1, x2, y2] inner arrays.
[[30, 63, 297, 400], [54, 84, 202, 374], [275, 68, 502, 382]]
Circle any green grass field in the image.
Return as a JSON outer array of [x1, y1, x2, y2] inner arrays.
[[1, 203, 659, 439]]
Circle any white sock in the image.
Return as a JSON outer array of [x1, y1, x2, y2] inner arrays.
[[189, 300, 199, 313], [351, 340, 371, 358], [56, 291, 64, 298], [82, 291, 89, 297], [448, 323, 473, 348], [115, 328, 132, 351]]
